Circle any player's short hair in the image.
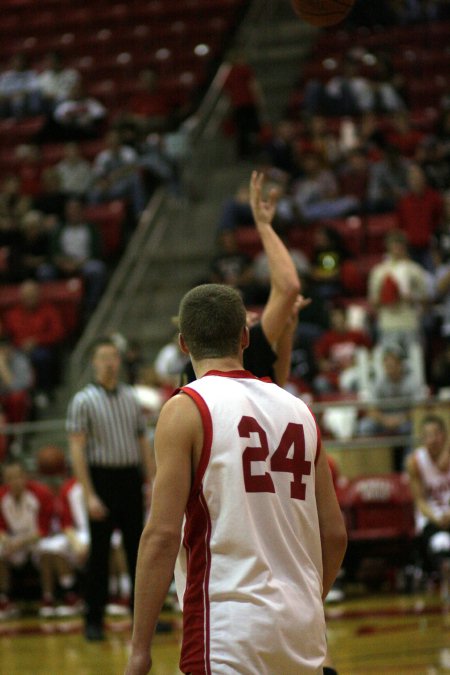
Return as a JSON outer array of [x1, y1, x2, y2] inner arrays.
[[178, 284, 246, 360]]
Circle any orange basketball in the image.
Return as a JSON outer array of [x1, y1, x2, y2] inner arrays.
[[37, 445, 66, 476], [291, 0, 355, 27]]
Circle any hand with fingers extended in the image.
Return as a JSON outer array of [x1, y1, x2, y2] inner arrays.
[[249, 170, 280, 228]]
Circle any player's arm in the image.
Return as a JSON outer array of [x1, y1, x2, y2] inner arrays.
[[125, 393, 197, 675], [273, 294, 311, 387], [315, 446, 347, 599], [68, 431, 108, 520], [138, 434, 155, 486], [249, 171, 300, 347]]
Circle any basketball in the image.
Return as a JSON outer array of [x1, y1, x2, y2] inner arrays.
[[291, 0, 355, 27], [36, 445, 66, 476]]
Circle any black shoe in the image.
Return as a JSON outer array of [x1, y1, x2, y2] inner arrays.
[[85, 623, 105, 641]]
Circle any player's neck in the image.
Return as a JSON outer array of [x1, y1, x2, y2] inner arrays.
[[192, 356, 244, 379]]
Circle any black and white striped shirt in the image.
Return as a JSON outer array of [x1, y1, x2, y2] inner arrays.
[[67, 383, 146, 467]]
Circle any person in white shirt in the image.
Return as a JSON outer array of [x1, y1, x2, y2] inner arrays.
[[37, 51, 80, 111]]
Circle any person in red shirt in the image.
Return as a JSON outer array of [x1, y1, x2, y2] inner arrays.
[[396, 163, 444, 268], [4, 279, 65, 401], [223, 50, 265, 159], [0, 461, 56, 618], [314, 305, 371, 394]]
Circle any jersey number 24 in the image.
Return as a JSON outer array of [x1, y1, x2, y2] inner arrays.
[[238, 415, 311, 500]]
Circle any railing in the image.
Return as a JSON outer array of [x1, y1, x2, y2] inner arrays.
[[3, 396, 446, 465]]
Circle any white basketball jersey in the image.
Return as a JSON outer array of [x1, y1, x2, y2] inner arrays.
[[413, 446, 450, 531], [174, 370, 326, 675]]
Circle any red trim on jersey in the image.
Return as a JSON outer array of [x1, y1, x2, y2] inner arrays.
[[178, 387, 213, 675], [181, 387, 213, 495], [58, 477, 78, 529]]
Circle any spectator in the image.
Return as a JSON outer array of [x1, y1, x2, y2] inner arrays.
[[386, 110, 425, 157], [222, 49, 265, 159], [313, 306, 371, 394], [406, 416, 450, 589], [37, 51, 80, 112], [0, 214, 21, 284], [0, 335, 33, 423], [4, 280, 65, 402], [33, 167, 67, 220], [17, 210, 51, 281], [55, 142, 93, 198], [15, 144, 44, 198], [37, 81, 106, 143], [432, 249, 450, 340], [310, 225, 350, 301], [323, 54, 373, 116], [209, 229, 261, 305], [154, 335, 189, 388], [430, 341, 450, 397], [368, 229, 428, 348], [338, 148, 371, 206], [47, 197, 107, 315], [292, 151, 359, 222], [367, 144, 410, 212], [0, 174, 31, 223], [0, 53, 41, 118], [263, 119, 299, 176], [0, 461, 56, 619], [124, 69, 173, 132], [89, 130, 148, 219], [358, 345, 424, 467], [415, 136, 450, 192], [396, 163, 444, 268]]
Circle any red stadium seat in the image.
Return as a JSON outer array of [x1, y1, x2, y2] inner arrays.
[[364, 213, 399, 254], [234, 227, 263, 258]]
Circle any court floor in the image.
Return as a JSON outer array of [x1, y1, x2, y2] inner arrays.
[[1, 591, 449, 674]]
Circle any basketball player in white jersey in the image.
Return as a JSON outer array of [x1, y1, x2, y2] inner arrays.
[[125, 284, 347, 675], [406, 415, 450, 580]]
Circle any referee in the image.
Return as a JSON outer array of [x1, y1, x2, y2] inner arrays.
[[67, 336, 153, 641]]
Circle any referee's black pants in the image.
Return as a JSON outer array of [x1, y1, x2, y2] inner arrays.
[[86, 466, 144, 626]]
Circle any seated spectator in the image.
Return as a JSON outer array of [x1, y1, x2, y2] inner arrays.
[[310, 225, 350, 301], [17, 210, 51, 281], [358, 344, 424, 467], [415, 136, 450, 192], [0, 461, 57, 618], [297, 115, 340, 166], [55, 142, 93, 198], [4, 280, 65, 402], [154, 335, 190, 388], [338, 148, 371, 206], [291, 151, 359, 222], [15, 144, 44, 198], [367, 144, 410, 212], [252, 234, 310, 301], [263, 119, 299, 176], [33, 167, 67, 221], [36, 81, 106, 143], [0, 214, 22, 284], [138, 132, 180, 198], [370, 56, 406, 114], [0, 335, 33, 423], [89, 130, 148, 219], [396, 163, 444, 269], [307, 53, 372, 117], [0, 53, 41, 118], [47, 197, 107, 315], [124, 69, 174, 132], [313, 306, 371, 394], [37, 51, 80, 112], [386, 110, 425, 158], [0, 174, 31, 224], [406, 416, 450, 589], [368, 229, 428, 349], [209, 229, 262, 305], [430, 341, 450, 397]]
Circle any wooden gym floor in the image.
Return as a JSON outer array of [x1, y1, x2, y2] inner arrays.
[[1, 591, 449, 674]]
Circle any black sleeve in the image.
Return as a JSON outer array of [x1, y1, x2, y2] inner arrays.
[[244, 323, 277, 382]]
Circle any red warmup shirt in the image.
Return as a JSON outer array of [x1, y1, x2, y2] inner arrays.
[[396, 188, 444, 248], [223, 63, 257, 107], [4, 302, 65, 348]]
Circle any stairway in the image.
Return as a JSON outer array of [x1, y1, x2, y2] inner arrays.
[[31, 0, 316, 452]]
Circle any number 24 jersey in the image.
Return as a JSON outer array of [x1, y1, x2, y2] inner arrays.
[[175, 369, 326, 675]]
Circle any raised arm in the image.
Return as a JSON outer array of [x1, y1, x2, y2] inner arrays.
[[249, 171, 301, 347]]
